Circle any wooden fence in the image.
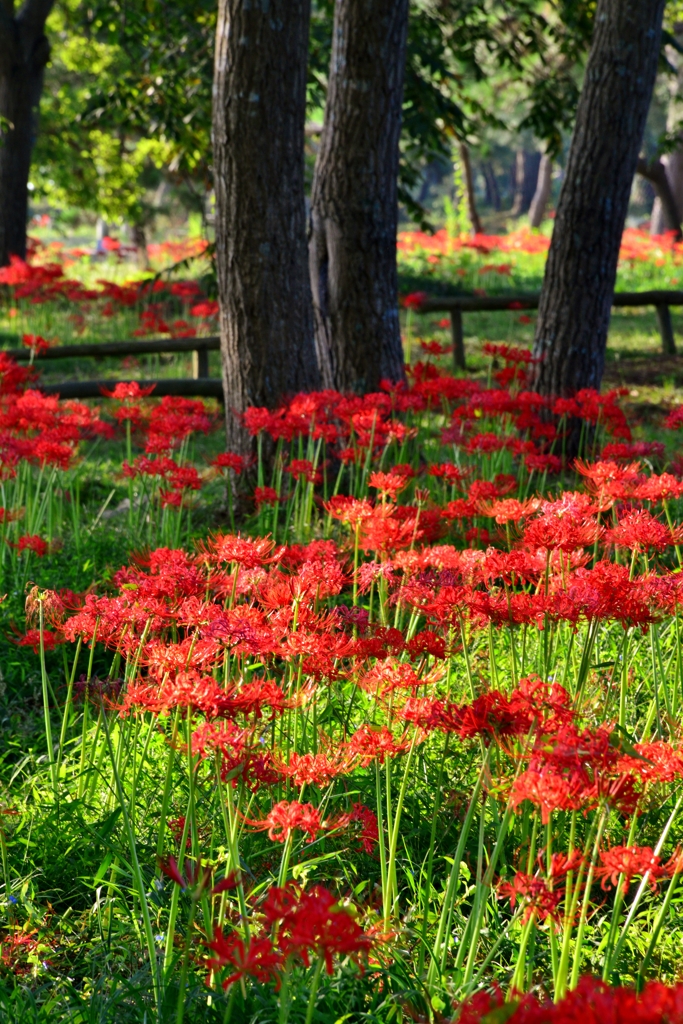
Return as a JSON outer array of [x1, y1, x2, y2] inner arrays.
[[9, 336, 222, 400], [4, 288, 683, 397], [419, 290, 683, 370]]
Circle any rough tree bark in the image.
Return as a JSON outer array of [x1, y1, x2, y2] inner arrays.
[[309, 0, 409, 393], [0, 0, 55, 266], [212, 0, 320, 452], [528, 153, 552, 229], [532, 0, 666, 398], [459, 142, 483, 235]]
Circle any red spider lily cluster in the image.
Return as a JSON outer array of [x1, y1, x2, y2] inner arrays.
[[206, 882, 379, 987], [0, 239, 216, 341], [456, 976, 683, 1024], [8, 272, 683, 1016]]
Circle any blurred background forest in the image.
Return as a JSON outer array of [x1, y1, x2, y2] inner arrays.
[[28, 0, 674, 254]]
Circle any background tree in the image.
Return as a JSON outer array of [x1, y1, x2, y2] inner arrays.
[[309, 0, 409, 392], [33, 0, 214, 254], [0, 0, 55, 265], [213, 0, 320, 452], [532, 0, 667, 399]]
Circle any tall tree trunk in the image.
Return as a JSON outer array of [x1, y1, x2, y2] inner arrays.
[[650, 22, 683, 237], [459, 143, 482, 235], [212, 0, 320, 453], [510, 149, 540, 216], [532, 0, 665, 398], [482, 162, 500, 211], [0, 1, 55, 266], [528, 153, 552, 228], [309, 0, 408, 393], [130, 222, 150, 270]]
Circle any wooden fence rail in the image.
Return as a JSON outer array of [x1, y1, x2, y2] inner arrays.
[[419, 290, 683, 370], [8, 335, 221, 400], [3, 289, 683, 398]]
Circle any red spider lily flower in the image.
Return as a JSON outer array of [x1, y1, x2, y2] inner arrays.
[[160, 490, 183, 508], [521, 492, 604, 552], [477, 496, 541, 524], [242, 406, 279, 436], [497, 871, 562, 923], [254, 486, 279, 507], [511, 767, 589, 824], [358, 505, 423, 556], [15, 534, 48, 557], [368, 471, 409, 501], [190, 300, 219, 318], [286, 458, 320, 484], [546, 849, 585, 879], [575, 458, 643, 500], [345, 724, 411, 766], [273, 751, 349, 788], [634, 472, 683, 502], [428, 461, 467, 484], [283, 887, 375, 973], [605, 509, 680, 553], [203, 533, 281, 569], [482, 341, 534, 363], [16, 628, 62, 653], [170, 319, 197, 339], [21, 333, 50, 354], [596, 845, 668, 894], [665, 405, 683, 430], [420, 339, 452, 355], [0, 931, 43, 975], [145, 396, 214, 453], [616, 740, 683, 785], [402, 291, 427, 310], [100, 381, 156, 400], [261, 883, 376, 974], [212, 452, 246, 474], [247, 800, 322, 843], [170, 281, 202, 300], [603, 440, 665, 463], [349, 803, 379, 853], [324, 495, 374, 525], [205, 930, 282, 990], [455, 975, 683, 1023], [167, 465, 202, 492], [524, 452, 562, 475]]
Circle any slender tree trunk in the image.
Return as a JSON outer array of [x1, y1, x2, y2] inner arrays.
[[482, 162, 500, 211], [532, 0, 666, 398], [510, 150, 540, 216], [130, 223, 150, 270], [528, 153, 552, 229], [309, 0, 408, 393], [0, 1, 54, 266], [459, 143, 482, 235], [650, 23, 683, 237], [212, 0, 320, 453], [638, 156, 682, 239]]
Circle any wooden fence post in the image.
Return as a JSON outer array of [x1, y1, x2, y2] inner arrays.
[[451, 308, 466, 370], [193, 348, 210, 378], [655, 304, 676, 355]]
